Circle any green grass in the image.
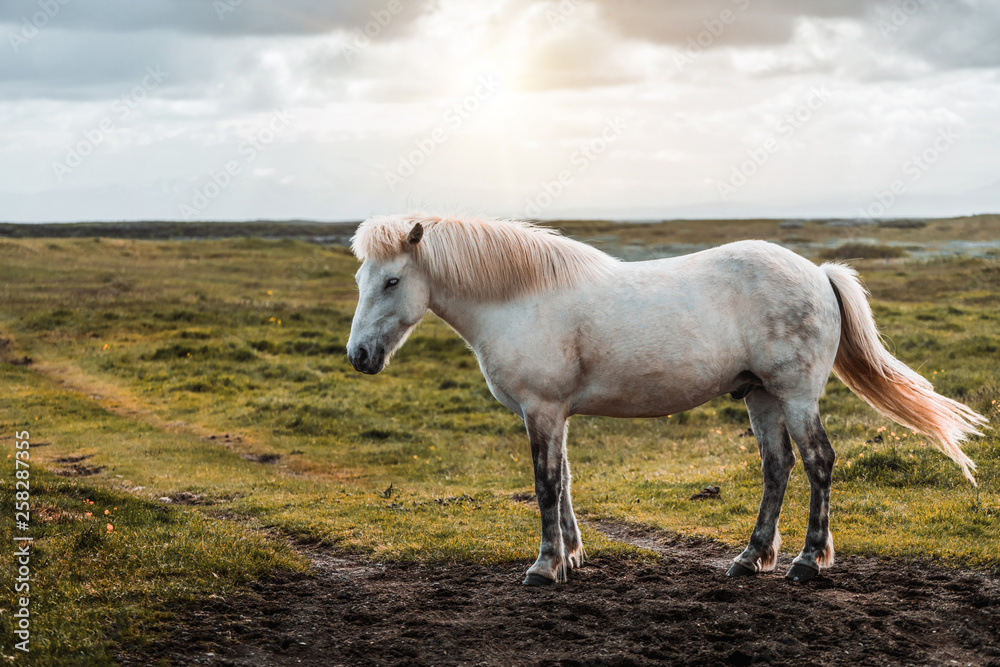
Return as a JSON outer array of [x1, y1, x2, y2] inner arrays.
[[819, 242, 908, 260], [0, 221, 998, 663]]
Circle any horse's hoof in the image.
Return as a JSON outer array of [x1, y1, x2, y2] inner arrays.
[[523, 572, 556, 586], [727, 562, 757, 577], [785, 563, 819, 582]]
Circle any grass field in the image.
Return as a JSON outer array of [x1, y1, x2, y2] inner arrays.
[[1, 217, 999, 664]]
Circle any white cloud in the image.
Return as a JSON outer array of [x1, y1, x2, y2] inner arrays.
[[1, 0, 998, 222]]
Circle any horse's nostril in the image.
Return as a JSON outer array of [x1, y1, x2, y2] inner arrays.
[[357, 346, 369, 366]]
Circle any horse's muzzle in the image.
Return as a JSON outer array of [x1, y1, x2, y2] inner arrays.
[[349, 345, 385, 374]]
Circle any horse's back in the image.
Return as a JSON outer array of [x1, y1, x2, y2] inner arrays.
[[565, 241, 841, 415], [684, 240, 838, 339], [674, 240, 842, 397], [597, 240, 836, 342]]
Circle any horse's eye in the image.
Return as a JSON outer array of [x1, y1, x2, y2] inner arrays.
[[385, 278, 399, 289]]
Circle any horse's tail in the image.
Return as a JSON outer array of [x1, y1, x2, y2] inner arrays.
[[821, 262, 986, 485]]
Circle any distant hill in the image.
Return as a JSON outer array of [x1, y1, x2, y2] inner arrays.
[[0, 220, 361, 241]]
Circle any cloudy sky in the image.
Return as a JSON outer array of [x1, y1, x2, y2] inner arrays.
[[1, 0, 998, 222]]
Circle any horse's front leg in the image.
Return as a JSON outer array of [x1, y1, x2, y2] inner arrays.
[[523, 408, 570, 586]]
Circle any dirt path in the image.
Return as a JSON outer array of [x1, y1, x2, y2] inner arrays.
[[6, 345, 360, 482], [127, 521, 1000, 667]]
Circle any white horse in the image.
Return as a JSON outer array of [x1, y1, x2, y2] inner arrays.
[[346, 213, 985, 585]]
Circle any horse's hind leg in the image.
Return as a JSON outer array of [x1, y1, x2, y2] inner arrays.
[[560, 453, 585, 569], [782, 400, 836, 582], [728, 389, 796, 577], [523, 408, 569, 585]]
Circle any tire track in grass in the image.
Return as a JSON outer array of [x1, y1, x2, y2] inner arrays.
[[1, 330, 360, 484]]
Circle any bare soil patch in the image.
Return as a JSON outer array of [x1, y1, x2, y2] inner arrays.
[[125, 523, 1000, 667], [54, 454, 94, 464], [158, 492, 207, 505], [240, 452, 282, 465], [52, 463, 104, 476], [0, 335, 32, 365]]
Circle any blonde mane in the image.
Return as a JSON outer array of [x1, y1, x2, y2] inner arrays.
[[351, 213, 618, 301]]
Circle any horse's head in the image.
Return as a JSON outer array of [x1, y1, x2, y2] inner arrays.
[[347, 222, 428, 374]]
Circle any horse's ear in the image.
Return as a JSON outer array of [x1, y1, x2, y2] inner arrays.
[[407, 222, 424, 247]]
